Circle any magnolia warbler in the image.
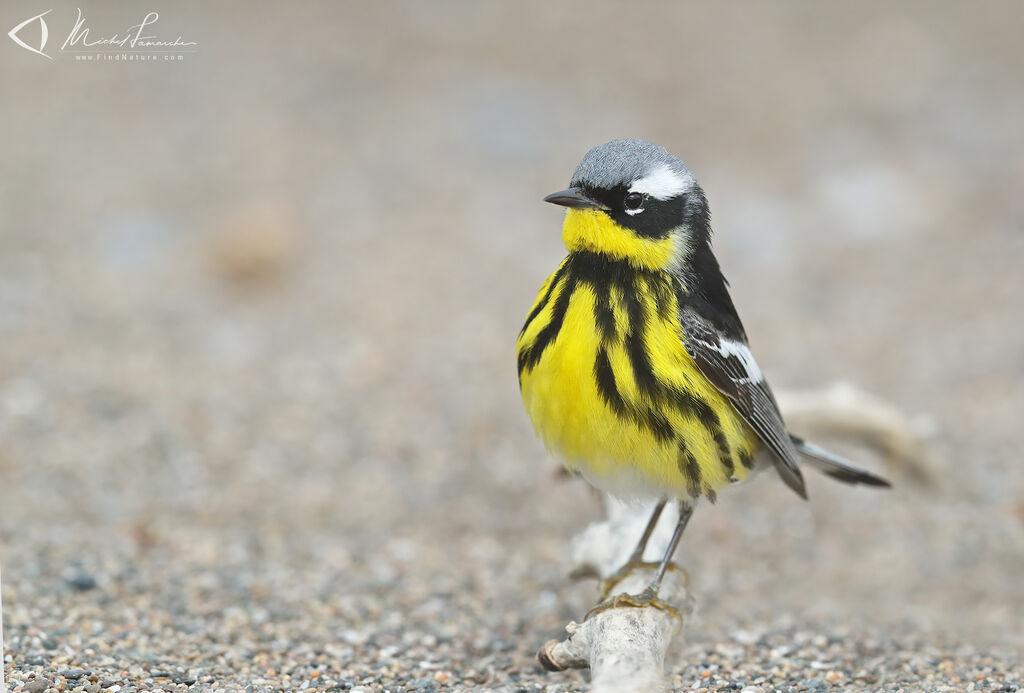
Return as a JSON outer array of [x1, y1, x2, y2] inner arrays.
[[517, 139, 890, 614]]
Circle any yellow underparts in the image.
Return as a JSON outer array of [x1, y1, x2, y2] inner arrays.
[[561, 209, 678, 271], [517, 255, 759, 501]]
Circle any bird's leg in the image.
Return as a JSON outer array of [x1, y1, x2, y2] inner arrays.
[[598, 498, 667, 599], [587, 501, 693, 620], [648, 501, 692, 593]]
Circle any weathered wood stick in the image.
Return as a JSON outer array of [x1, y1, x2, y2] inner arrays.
[[538, 499, 692, 693], [538, 564, 692, 693]]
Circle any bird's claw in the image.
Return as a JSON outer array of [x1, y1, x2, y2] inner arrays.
[[598, 559, 662, 599], [585, 586, 681, 621], [598, 560, 686, 600]]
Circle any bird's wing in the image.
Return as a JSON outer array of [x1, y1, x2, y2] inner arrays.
[[679, 310, 807, 498]]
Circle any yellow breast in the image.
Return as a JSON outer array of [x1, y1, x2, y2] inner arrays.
[[517, 251, 758, 501]]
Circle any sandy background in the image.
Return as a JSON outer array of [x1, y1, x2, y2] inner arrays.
[[1, 2, 1022, 691]]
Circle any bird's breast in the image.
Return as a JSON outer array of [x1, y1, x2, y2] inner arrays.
[[516, 252, 759, 501]]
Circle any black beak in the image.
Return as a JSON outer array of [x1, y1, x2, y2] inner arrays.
[[543, 187, 608, 210]]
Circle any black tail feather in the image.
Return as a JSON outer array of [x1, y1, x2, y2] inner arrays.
[[789, 434, 891, 488]]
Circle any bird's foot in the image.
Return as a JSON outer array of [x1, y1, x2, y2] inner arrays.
[[598, 559, 662, 600], [585, 585, 680, 621], [598, 560, 686, 600]]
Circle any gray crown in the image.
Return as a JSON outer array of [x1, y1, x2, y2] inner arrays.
[[569, 139, 694, 191]]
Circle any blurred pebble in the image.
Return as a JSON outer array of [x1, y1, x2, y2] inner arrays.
[[64, 569, 98, 591], [60, 669, 90, 679], [207, 204, 299, 287]]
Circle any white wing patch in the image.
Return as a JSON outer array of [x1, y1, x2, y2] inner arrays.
[[628, 163, 693, 201], [698, 337, 763, 383]]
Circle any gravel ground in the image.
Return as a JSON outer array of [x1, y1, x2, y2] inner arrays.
[[2, 2, 1023, 692]]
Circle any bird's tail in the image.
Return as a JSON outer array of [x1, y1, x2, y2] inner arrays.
[[789, 434, 891, 487]]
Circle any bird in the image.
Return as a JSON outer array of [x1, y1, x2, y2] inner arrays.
[[516, 139, 890, 615]]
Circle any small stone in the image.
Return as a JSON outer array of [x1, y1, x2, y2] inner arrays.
[[62, 669, 90, 681], [65, 570, 98, 591], [24, 680, 51, 693]]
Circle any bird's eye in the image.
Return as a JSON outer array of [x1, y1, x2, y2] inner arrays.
[[624, 192, 644, 210]]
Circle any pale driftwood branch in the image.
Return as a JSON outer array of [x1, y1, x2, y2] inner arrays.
[[775, 381, 937, 483], [539, 500, 693, 693], [538, 562, 692, 693], [538, 383, 932, 691]]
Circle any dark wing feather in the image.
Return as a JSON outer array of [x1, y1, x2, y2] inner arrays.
[[680, 311, 808, 499]]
